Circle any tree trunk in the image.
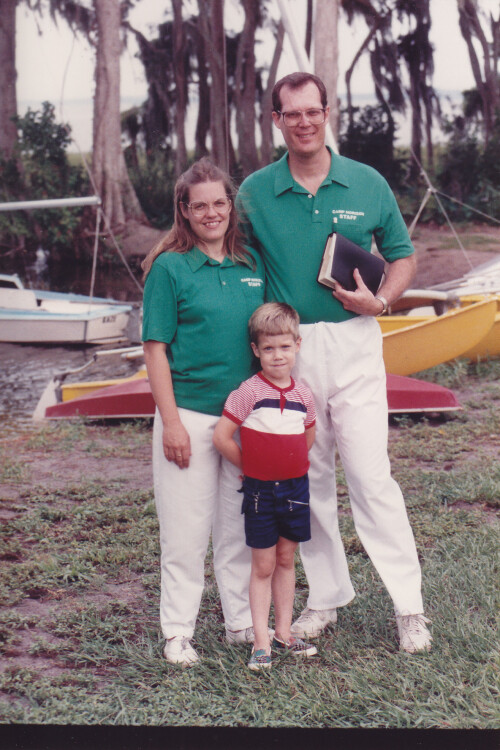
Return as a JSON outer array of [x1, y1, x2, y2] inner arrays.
[[172, 0, 188, 174], [194, 16, 210, 159], [0, 0, 18, 159], [314, 0, 340, 140], [197, 0, 230, 172], [458, 0, 499, 143], [260, 20, 284, 167], [345, 23, 378, 130], [92, 0, 145, 226], [234, 0, 259, 177]]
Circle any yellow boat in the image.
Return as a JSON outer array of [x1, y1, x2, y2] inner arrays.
[[379, 295, 500, 362], [381, 297, 497, 375], [53, 296, 498, 401], [61, 365, 147, 402], [460, 295, 500, 360]]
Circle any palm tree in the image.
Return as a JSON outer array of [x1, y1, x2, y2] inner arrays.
[[457, 0, 499, 144], [342, 0, 438, 175], [92, 0, 145, 226], [342, 1, 405, 150], [396, 0, 439, 175]]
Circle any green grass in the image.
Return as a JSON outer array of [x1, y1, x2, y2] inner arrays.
[[0, 367, 498, 728]]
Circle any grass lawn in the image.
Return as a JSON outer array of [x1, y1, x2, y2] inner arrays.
[[0, 360, 498, 730]]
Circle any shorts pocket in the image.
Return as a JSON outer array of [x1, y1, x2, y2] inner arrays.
[[241, 491, 260, 514]]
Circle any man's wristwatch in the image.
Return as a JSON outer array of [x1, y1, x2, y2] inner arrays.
[[375, 295, 389, 315]]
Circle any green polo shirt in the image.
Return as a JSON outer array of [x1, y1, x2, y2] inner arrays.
[[142, 246, 265, 416], [236, 149, 414, 323]]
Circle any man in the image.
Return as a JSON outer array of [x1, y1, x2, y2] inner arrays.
[[236, 72, 431, 653]]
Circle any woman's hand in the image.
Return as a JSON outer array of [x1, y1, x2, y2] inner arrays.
[[163, 419, 192, 469], [143, 341, 192, 469]]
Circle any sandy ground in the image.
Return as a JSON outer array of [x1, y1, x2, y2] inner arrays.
[[409, 222, 500, 287]]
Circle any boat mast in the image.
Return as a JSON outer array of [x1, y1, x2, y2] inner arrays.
[[0, 197, 101, 212]]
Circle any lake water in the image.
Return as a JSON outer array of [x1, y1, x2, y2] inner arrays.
[[0, 342, 145, 422]]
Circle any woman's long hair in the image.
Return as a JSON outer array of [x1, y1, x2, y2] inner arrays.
[[142, 158, 254, 279]]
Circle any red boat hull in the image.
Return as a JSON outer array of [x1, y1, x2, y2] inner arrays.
[[386, 374, 461, 413], [43, 374, 461, 420]]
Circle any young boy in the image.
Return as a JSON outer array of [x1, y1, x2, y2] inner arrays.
[[213, 302, 318, 670]]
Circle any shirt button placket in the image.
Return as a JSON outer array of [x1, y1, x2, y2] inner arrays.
[[312, 194, 322, 223]]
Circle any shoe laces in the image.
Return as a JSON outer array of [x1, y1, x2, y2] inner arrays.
[[399, 614, 431, 634], [298, 608, 317, 622]]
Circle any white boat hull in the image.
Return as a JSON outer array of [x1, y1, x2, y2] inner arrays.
[[0, 279, 133, 344], [0, 307, 131, 344]]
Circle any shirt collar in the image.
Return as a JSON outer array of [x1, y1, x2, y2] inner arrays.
[[257, 370, 295, 394], [185, 246, 234, 271], [273, 146, 350, 196]]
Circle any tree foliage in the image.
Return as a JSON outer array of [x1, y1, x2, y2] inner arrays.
[[436, 97, 500, 222], [457, 0, 499, 144], [0, 102, 90, 259], [339, 103, 403, 186], [1, 0, 499, 233]]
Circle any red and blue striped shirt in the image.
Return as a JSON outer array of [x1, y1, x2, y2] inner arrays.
[[223, 372, 316, 481]]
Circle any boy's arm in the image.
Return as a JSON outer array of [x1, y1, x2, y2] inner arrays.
[[305, 424, 316, 452], [213, 415, 243, 470]]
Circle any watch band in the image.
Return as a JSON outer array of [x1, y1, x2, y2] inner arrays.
[[375, 295, 388, 315]]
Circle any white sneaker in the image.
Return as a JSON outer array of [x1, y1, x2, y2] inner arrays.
[[163, 636, 199, 666], [290, 607, 337, 638], [225, 626, 275, 645], [225, 626, 255, 645], [396, 614, 432, 653]]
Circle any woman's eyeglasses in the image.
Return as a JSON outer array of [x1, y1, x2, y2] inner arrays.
[[275, 108, 327, 127], [183, 199, 232, 217]]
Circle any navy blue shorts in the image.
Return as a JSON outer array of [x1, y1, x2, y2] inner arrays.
[[240, 474, 311, 549]]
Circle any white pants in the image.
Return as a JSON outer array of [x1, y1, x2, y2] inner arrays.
[[295, 316, 424, 616], [153, 407, 252, 639]]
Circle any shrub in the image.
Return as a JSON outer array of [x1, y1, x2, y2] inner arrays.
[[0, 102, 91, 265]]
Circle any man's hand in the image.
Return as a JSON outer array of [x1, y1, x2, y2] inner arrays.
[[332, 269, 384, 316], [332, 255, 417, 316]]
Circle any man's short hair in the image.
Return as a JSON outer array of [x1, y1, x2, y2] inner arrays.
[[272, 72, 328, 112], [249, 302, 300, 344]]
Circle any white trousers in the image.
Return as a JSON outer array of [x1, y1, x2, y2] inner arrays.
[[294, 316, 424, 616], [153, 407, 252, 639]]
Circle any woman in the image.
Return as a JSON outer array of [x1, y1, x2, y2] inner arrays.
[[142, 158, 265, 666]]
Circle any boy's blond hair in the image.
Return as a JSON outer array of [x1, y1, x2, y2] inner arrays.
[[248, 302, 300, 344]]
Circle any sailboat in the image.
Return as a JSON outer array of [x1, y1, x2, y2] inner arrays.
[[0, 196, 135, 345]]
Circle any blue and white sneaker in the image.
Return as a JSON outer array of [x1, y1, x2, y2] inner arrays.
[[248, 648, 272, 671], [272, 635, 318, 657]]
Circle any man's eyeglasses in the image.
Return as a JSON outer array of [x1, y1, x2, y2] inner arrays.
[[276, 108, 327, 127], [183, 198, 232, 218]]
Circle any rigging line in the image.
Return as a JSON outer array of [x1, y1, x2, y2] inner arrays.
[[57, 27, 76, 131], [98, 210, 144, 295], [89, 206, 102, 303], [433, 190, 500, 226], [63, 137, 144, 295], [410, 148, 474, 271]]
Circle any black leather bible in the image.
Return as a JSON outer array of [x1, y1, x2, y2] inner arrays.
[[317, 231, 385, 294]]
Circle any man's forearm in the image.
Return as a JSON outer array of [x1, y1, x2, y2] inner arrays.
[[332, 253, 417, 316], [377, 254, 417, 307]]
